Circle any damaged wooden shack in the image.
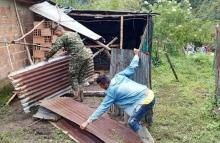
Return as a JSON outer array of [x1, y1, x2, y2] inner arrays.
[[8, 1, 156, 143]]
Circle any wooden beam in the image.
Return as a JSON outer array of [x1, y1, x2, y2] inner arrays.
[[86, 44, 119, 48], [95, 41, 111, 51], [95, 41, 111, 58], [93, 37, 118, 58], [68, 13, 150, 18], [120, 16, 124, 49], [83, 91, 104, 97], [215, 24, 220, 106]]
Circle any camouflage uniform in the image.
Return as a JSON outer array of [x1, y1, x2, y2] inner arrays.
[[46, 32, 94, 92]]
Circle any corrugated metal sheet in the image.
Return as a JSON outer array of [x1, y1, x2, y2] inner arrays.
[[29, 1, 102, 41], [53, 118, 104, 143], [40, 97, 142, 143], [8, 56, 72, 113]]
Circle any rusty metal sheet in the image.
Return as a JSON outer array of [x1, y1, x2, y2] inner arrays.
[[8, 56, 72, 113], [40, 97, 142, 143], [53, 118, 103, 143]]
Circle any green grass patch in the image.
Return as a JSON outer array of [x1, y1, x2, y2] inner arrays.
[[0, 85, 13, 106], [51, 129, 76, 143], [151, 54, 220, 143]]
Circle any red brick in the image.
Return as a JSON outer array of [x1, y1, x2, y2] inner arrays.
[[0, 4, 33, 79]]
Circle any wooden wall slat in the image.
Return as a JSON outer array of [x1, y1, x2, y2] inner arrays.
[[216, 26, 220, 106], [110, 48, 150, 86]]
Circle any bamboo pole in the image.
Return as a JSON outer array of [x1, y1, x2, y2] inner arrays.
[[120, 16, 124, 49], [13, 0, 34, 65]]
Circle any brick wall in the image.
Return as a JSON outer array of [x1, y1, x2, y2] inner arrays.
[[0, 0, 34, 80]]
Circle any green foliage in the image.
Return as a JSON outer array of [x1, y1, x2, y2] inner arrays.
[[193, 0, 220, 20], [0, 85, 13, 107], [52, 0, 141, 11], [141, 0, 215, 55]]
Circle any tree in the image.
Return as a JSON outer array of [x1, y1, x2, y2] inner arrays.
[[195, 0, 220, 20], [141, 0, 215, 55]]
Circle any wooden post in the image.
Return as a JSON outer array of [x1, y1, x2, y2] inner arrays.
[[13, 0, 33, 65], [215, 24, 220, 106], [164, 51, 179, 81], [120, 16, 124, 49]]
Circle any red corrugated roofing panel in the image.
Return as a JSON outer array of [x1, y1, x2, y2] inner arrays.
[[53, 118, 104, 143], [40, 97, 142, 143]]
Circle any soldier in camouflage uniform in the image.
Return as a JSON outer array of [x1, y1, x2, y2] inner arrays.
[[45, 26, 94, 101]]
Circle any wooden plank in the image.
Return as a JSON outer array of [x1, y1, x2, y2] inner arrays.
[[216, 25, 220, 106], [110, 49, 150, 86], [120, 16, 124, 49], [40, 97, 142, 143]]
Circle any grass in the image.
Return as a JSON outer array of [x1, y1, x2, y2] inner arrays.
[[0, 128, 75, 143], [151, 53, 220, 143], [0, 85, 13, 106]]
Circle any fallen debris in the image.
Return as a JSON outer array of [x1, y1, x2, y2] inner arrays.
[[33, 107, 61, 121], [40, 97, 142, 143]]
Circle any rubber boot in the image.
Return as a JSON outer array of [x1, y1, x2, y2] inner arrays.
[[137, 126, 155, 143]]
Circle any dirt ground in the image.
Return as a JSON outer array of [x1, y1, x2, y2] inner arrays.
[[0, 95, 103, 143]]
